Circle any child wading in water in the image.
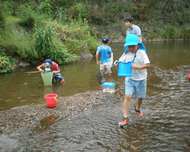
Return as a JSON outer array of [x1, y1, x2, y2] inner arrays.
[[118, 34, 150, 127], [96, 38, 113, 83], [37, 59, 64, 85]]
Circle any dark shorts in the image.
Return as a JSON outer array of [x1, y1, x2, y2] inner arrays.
[[53, 73, 64, 82]]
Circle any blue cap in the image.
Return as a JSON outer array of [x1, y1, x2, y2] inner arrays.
[[124, 34, 139, 46], [44, 59, 52, 65]]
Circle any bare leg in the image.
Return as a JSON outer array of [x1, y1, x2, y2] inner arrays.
[[122, 95, 132, 118], [135, 98, 142, 111], [100, 69, 105, 83]]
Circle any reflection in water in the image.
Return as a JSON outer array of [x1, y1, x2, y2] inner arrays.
[[33, 114, 59, 132]]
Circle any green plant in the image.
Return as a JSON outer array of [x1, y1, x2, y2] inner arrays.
[[161, 26, 179, 39], [0, 11, 5, 29], [67, 3, 88, 20], [35, 26, 55, 58], [38, 0, 52, 17], [34, 26, 79, 64], [180, 27, 190, 39], [0, 26, 37, 60], [18, 16, 35, 31], [0, 52, 15, 73]]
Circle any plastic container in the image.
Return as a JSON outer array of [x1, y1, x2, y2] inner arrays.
[[41, 71, 53, 86], [117, 62, 132, 77], [101, 82, 116, 93], [44, 93, 58, 108], [101, 82, 116, 89]]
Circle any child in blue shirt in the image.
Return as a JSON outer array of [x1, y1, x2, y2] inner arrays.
[[96, 38, 113, 82]]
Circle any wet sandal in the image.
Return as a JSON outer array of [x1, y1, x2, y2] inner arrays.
[[134, 105, 144, 117], [119, 117, 129, 128]]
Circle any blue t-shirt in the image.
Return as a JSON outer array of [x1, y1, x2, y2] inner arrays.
[[96, 45, 112, 63]]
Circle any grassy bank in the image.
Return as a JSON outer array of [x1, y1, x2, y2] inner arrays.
[[0, 0, 189, 73], [0, 1, 99, 73]]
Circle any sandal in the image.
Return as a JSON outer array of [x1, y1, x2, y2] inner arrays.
[[119, 117, 129, 128], [134, 105, 144, 117]]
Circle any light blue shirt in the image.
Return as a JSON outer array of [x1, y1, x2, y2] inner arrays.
[[127, 24, 141, 36], [96, 45, 112, 64]]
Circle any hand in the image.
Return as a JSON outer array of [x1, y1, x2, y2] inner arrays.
[[96, 61, 100, 65], [39, 69, 44, 72], [132, 64, 142, 70], [114, 60, 119, 66]]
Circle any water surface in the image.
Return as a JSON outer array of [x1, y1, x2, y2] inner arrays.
[[0, 40, 189, 110]]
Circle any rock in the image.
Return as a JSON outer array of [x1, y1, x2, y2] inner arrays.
[[80, 51, 93, 61], [18, 61, 30, 68]]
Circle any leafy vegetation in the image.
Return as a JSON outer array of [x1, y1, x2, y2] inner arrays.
[[0, 52, 15, 74], [0, 0, 189, 73]]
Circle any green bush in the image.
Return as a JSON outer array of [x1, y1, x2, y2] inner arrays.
[[0, 27, 37, 60], [161, 26, 179, 39], [34, 26, 55, 58], [67, 3, 88, 20], [34, 26, 79, 64], [38, 0, 52, 17], [0, 52, 15, 74], [18, 16, 35, 31], [180, 27, 190, 39], [0, 11, 5, 29]]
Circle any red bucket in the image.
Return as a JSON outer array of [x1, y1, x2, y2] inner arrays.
[[44, 93, 58, 108]]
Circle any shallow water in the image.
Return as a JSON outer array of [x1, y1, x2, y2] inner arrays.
[[0, 40, 190, 110], [0, 40, 190, 151], [6, 66, 189, 152], [2, 65, 190, 152]]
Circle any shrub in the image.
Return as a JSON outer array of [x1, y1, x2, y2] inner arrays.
[[34, 26, 55, 58], [0, 27, 37, 60], [38, 0, 52, 17], [18, 16, 35, 31], [34, 26, 79, 64], [0, 52, 15, 73], [161, 26, 179, 39], [180, 27, 190, 39], [67, 3, 88, 20], [0, 11, 5, 29]]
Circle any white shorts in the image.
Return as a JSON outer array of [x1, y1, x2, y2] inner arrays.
[[100, 61, 112, 74]]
